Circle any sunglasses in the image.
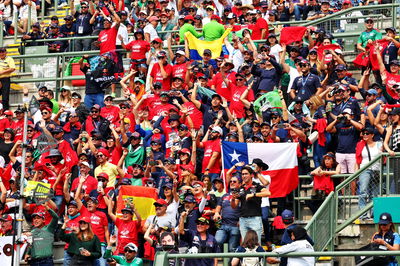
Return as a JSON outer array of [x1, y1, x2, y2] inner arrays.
[[79, 221, 88, 224], [124, 249, 135, 253], [70, 115, 78, 118], [230, 180, 238, 183], [197, 222, 208, 225], [178, 128, 187, 131], [299, 64, 308, 68], [72, 96, 80, 99], [97, 178, 107, 182], [366, 93, 374, 97], [362, 132, 371, 136], [96, 154, 105, 158], [90, 110, 99, 113], [41, 112, 49, 115], [151, 142, 160, 145], [104, 98, 113, 102], [27, 129, 33, 132], [271, 116, 279, 119], [193, 184, 202, 188], [81, 6, 88, 8], [309, 52, 317, 55], [236, 78, 244, 81], [60, 89, 67, 92], [121, 107, 128, 109], [366, 21, 373, 24]]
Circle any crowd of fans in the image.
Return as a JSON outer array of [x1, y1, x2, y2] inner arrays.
[[0, 0, 399, 265]]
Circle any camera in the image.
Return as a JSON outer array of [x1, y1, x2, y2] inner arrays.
[[337, 115, 347, 123], [231, 188, 245, 197]]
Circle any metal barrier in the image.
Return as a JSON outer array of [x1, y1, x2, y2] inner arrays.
[[305, 153, 400, 251], [155, 250, 400, 266]]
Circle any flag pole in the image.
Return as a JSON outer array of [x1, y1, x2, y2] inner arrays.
[[16, 100, 29, 266]]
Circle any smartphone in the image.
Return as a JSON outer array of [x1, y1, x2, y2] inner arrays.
[[277, 124, 285, 129]]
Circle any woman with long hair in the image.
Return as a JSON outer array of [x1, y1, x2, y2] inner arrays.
[[309, 152, 340, 213], [384, 108, 400, 194], [231, 230, 266, 266], [60, 216, 102, 265], [356, 127, 382, 218], [307, 48, 326, 77]]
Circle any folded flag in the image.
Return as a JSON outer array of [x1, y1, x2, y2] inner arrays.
[[185, 28, 232, 60], [253, 90, 282, 115], [316, 44, 341, 61], [280, 26, 307, 45], [197, 85, 217, 99], [367, 39, 389, 71], [222, 141, 299, 198], [116, 185, 158, 220]]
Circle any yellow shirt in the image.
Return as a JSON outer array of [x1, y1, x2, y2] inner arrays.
[[0, 56, 15, 78], [94, 161, 119, 187]]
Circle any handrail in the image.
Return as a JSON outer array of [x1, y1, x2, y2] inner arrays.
[[335, 201, 373, 233], [304, 192, 334, 231]]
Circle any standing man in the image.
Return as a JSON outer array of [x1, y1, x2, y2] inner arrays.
[[0, 47, 15, 110]]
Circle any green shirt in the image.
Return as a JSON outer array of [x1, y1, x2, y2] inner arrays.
[[60, 228, 102, 259], [357, 29, 382, 48], [125, 145, 145, 167], [104, 248, 143, 266], [203, 20, 225, 41], [29, 209, 59, 259], [51, 99, 59, 114], [179, 23, 202, 44]]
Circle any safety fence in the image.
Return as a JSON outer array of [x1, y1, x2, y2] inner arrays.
[[154, 250, 400, 266], [305, 152, 400, 252]]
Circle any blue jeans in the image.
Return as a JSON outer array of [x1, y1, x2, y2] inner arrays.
[[239, 216, 263, 243], [261, 206, 270, 242], [215, 224, 240, 252], [294, 5, 304, 20], [29, 257, 54, 266], [63, 250, 73, 266], [358, 169, 379, 211], [84, 93, 105, 108], [95, 245, 107, 266]]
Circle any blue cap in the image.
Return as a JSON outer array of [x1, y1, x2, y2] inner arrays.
[[378, 212, 392, 225], [183, 195, 196, 203], [282, 209, 294, 220], [367, 89, 378, 96]]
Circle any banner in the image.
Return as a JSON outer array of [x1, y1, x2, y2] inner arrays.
[[0, 236, 27, 265], [23, 181, 51, 198], [185, 28, 232, 60], [253, 90, 282, 115], [116, 186, 158, 220], [222, 141, 299, 198]]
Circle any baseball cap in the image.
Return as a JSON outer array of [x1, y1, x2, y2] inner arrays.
[[282, 209, 294, 220], [192, 181, 205, 187], [91, 104, 101, 110], [154, 199, 168, 206], [97, 172, 109, 180], [342, 108, 353, 115], [175, 50, 186, 56], [203, 49, 212, 56], [0, 214, 13, 221], [385, 27, 397, 34], [184, 15, 194, 21], [197, 217, 210, 224], [179, 148, 191, 155], [134, 77, 145, 84], [149, 16, 159, 22], [335, 64, 347, 71], [124, 243, 138, 252], [32, 212, 45, 219], [79, 161, 91, 168], [97, 148, 110, 158], [390, 59, 400, 66], [365, 17, 374, 23], [122, 206, 134, 214], [378, 212, 393, 225], [86, 196, 99, 204], [183, 195, 196, 203], [67, 200, 78, 208], [367, 89, 378, 95], [212, 126, 223, 135]]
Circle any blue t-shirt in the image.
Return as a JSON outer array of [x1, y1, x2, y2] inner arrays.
[[181, 230, 220, 266], [292, 73, 321, 101], [217, 193, 240, 226], [335, 122, 359, 153]]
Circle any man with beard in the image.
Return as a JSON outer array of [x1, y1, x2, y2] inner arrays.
[[150, 50, 173, 91], [82, 104, 111, 138], [197, 126, 223, 180], [121, 132, 145, 167], [260, 122, 278, 143], [328, 64, 359, 95], [290, 59, 322, 101], [24, 202, 59, 265], [143, 199, 174, 234], [126, 164, 144, 186], [94, 148, 124, 188], [0, 214, 14, 236], [329, 84, 361, 122]]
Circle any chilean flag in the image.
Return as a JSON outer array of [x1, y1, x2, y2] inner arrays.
[[222, 141, 299, 198]]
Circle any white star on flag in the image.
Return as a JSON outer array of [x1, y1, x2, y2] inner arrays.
[[229, 150, 241, 163]]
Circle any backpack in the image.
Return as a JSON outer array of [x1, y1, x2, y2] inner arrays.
[[242, 247, 263, 266]]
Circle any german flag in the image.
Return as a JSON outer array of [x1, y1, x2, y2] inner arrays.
[[116, 186, 158, 220]]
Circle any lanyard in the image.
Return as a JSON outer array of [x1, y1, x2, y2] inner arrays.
[[301, 74, 310, 88]]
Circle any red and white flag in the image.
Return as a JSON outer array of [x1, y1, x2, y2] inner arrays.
[[222, 142, 299, 198]]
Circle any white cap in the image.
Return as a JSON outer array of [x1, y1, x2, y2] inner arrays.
[[79, 161, 91, 168], [212, 126, 223, 135]]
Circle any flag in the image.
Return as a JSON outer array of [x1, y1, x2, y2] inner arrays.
[[58, 140, 78, 170], [222, 141, 298, 198], [185, 28, 232, 60], [116, 186, 158, 220], [368, 39, 389, 71], [280, 26, 307, 45], [253, 90, 282, 115], [316, 44, 341, 61]]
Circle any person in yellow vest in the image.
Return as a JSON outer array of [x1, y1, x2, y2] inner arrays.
[[0, 47, 15, 110]]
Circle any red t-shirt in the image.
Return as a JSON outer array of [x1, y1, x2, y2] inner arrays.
[[98, 26, 118, 54], [181, 102, 203, 130], [385, 70, 400, 99], [26, 204, 57, 225], [0, 118, 12, 133], [115, 218, 140, 254], [11, 119, 24, 141], [96, 187, 114, 209], [211, 72, 236, 101], [71, 175, 98, 195], [202, 139, 222, 174], [251, 18, 269, 40], [64, 215, 81, 249], [172, 63, 187, 79], [100, 105, 121, 125], [229, 84, 254, 118], [150, 63, 173, 91], [125, 40, 151, 60], [43, 163, 65, 196], [80, 206, 108, 243]]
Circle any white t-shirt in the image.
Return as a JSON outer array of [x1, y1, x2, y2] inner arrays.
[[166, 199, 179, 226], [287, 66, 301, 93], [144, 24, 159, 41], [253, 174, 271, 207], [225, 42, 244, 72], [360, 141, 382, 171], [116, 23, 129, 45], [274, 239, 315, 266], [270, 44, 283, 62]]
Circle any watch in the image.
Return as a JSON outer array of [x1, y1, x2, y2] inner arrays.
[[253, 192, 256, 197], [205, 168, 210, 171]]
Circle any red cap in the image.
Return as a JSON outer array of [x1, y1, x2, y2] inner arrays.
[[97, 148, 110, 158], [3, 110, 13, 116], [184, 15, 194, 21], [179, 148, 191, 155], [160, 12, 169, 17], [192, 181, 205, 187], [0, 214, 13, 221], [343, 0, 351, 3], [97, 172, 109, 180], [181, 164, 194, 173], [154, 199, 168, 206], [127, 166, 134, 173], [80, 216, 91, 223], [211, 14, 220, 20], [153, 38, 163, 43], [149, 16, 159, 22]]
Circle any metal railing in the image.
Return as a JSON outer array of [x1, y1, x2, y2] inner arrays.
[[305, 152, 400, 251], [155, 250, 400, 266]]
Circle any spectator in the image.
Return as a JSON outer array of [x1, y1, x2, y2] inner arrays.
[[231, 229, 266, 266], [0, 47, 15, 110]]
